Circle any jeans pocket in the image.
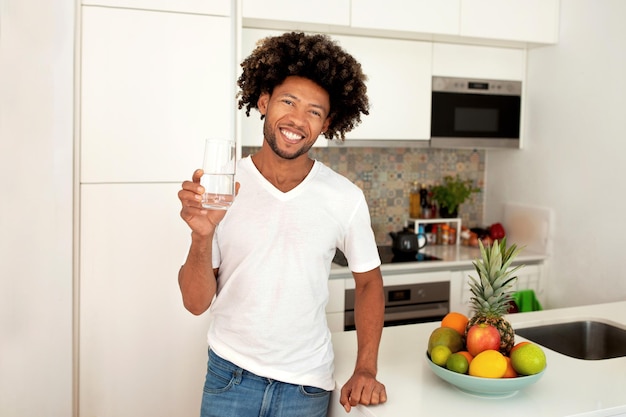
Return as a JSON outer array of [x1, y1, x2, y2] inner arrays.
[[299, 385, 330, 398], [203, 352, 240, 394]]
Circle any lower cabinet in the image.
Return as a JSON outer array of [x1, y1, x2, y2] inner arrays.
[[327, 278, 347, 332], [80, 183, 207, 417], [451, 262, 546, 317], [329, 262, 546, 333]]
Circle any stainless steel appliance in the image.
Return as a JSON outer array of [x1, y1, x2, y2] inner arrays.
[[430, 76, 522, 149], [336, 245, 449, 331], [344, 280, 450, 331]]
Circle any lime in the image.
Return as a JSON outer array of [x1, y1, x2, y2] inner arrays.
[[427, 327, 463, 355], [431, 345, 452, 366], [446, 353, 469, 374], [510, 343, 546, 375], [469, 350, 507, 378]]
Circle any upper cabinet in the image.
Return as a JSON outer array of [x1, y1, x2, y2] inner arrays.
[[240, 30, 432, 144], [81, 0, 231, 15], [394, 0, 560, 46], [242, 0, 350, 26], [432, 43, 526, 81], [351, 0, 460, 36], [243, 0, 559, 48], [81, 6, 234, 183], [461, 0, 560, 44], [334, 35, 432, 141]]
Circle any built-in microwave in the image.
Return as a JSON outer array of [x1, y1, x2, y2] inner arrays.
[[430, 76, 522, 149]]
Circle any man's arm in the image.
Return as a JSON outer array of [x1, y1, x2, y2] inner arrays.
[[177, 169, 231, 315], [178, 233, 218, 315], [339, 267, 387, 412]]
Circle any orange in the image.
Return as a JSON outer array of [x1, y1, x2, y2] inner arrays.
[[510, 341, 530, 354], [456, 350, 474, 365], [469, 350, 507, 378], [502, 356, 518, 378], [441, 312, 469, 336]]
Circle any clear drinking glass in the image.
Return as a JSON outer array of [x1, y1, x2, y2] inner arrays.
[[201, 138, 236, 210]]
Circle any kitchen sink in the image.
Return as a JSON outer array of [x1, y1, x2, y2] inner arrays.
[[515, 320, 626, 360]]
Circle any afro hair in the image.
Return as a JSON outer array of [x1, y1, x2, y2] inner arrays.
[[237, 32, 369, 141]]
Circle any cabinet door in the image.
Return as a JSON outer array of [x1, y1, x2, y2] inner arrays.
[[81, 0, 231, 15], [242, 0, 350, 26], [351, 0, 460, 35], [433, 43, 525, 81], [81, 6, 233, 183], [454, 263, 545, 317], [80, 183, 206, 417], [239, 28, 329, 148], [460, 0, 560, 44], [334, 35, 432, 141]]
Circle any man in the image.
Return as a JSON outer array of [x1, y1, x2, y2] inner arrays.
[[177, 32, 386, 416]]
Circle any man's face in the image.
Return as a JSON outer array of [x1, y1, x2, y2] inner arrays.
[[257, 76, 331, 160]]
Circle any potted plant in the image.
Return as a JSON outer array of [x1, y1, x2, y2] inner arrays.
[[431, 175, 481, 218]]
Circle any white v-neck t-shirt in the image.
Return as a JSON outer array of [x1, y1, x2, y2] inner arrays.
[[207, 156, 380, 390]]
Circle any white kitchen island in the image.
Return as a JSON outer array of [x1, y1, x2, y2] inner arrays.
[[328, 301, 626, 417]]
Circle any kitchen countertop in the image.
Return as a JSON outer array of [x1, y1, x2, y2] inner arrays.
[[328, 301, 626, 417], [330, 244, 548, 278]]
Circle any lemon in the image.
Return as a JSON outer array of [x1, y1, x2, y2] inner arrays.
[[468, 350, 507, 378], [510, 343, 546, 375], [431, 345, 452, 366], [427, 327, 463, 355], [446, 353, 469, 374]]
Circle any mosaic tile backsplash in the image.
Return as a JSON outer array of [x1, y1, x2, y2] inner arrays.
[[242, 146, 485, 245]]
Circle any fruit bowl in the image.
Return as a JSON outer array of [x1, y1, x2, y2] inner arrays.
[[426, 352, 546, 398]]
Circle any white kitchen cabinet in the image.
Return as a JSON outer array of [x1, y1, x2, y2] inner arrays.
[[327, 278, 347, 332], [351, 0, 460, 36], [79, 183, 207, 417], [432, 43, 526, 81], [81, 6, 234, 183], [81, 0, 231, 15], [460, 0, 560, 45], [242, 0, 350, 26], [333, 35, 432, 141], [451, 263, 545, 317], [239, 28, 329, 148]]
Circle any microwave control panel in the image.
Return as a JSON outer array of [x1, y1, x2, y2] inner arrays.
[[432, 76, 521, 96]]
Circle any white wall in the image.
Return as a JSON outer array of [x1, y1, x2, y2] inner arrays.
[[485, 0, 626, 308], [0, 1, 74, 416]]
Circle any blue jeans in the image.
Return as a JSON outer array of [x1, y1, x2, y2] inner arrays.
[[201, 349, 331, 417]]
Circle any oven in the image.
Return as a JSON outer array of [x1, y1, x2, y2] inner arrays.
[[335, 246, 450, 331], [344, 280, 450, 331], [430, 76, 522, 149]]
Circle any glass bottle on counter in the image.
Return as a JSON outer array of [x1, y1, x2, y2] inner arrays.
[[409, 181, 421, 218], [448, 226, 457, 245], [440, 224, 450, 245], [420, 184, 430, 218], [435, 224, 443, 245]]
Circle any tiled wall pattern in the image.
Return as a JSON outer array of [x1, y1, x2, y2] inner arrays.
[[242, 146, 485, 245]]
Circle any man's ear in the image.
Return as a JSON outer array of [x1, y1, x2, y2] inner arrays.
[[257, 93, 270, 116], [322, 117, 331, 134]]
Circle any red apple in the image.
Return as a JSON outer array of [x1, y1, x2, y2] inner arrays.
[[466, 324, 501, 357]]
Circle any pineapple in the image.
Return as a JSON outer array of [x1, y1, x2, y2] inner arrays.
[[465, 238, 523, 355]]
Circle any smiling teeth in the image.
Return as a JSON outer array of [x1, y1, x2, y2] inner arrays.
[[281, 129, 303, 140]]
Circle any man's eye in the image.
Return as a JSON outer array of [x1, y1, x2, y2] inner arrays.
[[282, 99, 293, 106]]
